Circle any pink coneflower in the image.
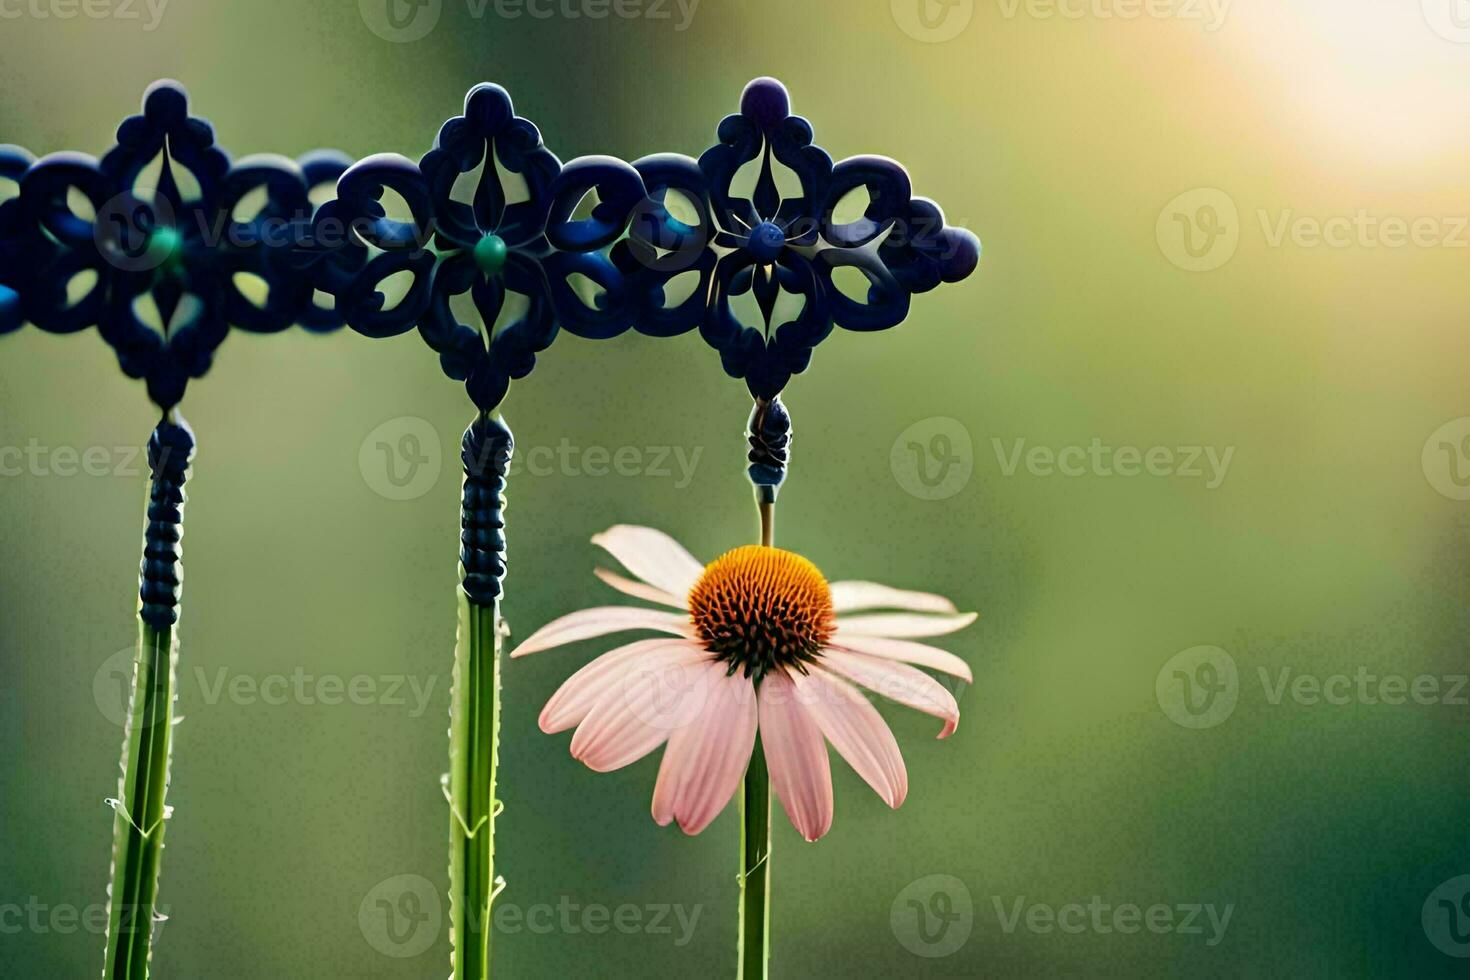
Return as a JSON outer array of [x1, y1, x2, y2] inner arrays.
[[511, 525, 975, 842]]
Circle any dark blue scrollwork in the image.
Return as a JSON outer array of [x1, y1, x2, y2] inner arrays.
[[0, 144, 38, 335], [308, 84, 643, 413], [1, 75, 979, 414], [4, 81, 346, 409], [619, 76, 981, 401]]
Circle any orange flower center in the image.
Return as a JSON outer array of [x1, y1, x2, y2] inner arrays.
[[687, 545, 835, 681]]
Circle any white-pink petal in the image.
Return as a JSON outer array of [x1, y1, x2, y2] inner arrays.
[[569, 645, 712, 772], [594, 567, 686, 609], [759, 670, 833, 842], [538, 638, 703, 734], [829, 581, 957, 615], [591, 525, 705, 600], [651, 662, 758, 836], [835, 611, 978, 639], [790, 667, 908, 809], [510, 606, 691, 659], [818, 649, 960, 739], [827, 634, 973, 684]]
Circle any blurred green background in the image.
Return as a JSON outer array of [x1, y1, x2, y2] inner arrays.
[[3, 0, 1470, 975]]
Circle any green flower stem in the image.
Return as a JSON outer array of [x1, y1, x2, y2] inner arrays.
[[738, 491, 776, 979], [105, 416, 193, 980], [447, 593, 504, 980], [104, 621, 175, 979], [447, 409, 511, 980], [738, 745, 772, 980]]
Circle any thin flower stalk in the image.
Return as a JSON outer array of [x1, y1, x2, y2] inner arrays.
[[739, 399, 782, 979], [739, 492, 777, 979], [103, 417, 193, 979], [446, 412, 513, 979]]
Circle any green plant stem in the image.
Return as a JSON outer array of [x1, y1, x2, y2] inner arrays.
[[738, 744, 772, 980], [738, 490, 776, 979], [105, 413, 190, 980], [447, 593, 503, 980], [104, 620, 175, 979]]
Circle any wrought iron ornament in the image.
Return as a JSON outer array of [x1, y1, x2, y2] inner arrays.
[[139, 418, 195, 629], [617, 77, 980, 403], [1, 75, 977, 418], [460, 414, 514, 605]]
